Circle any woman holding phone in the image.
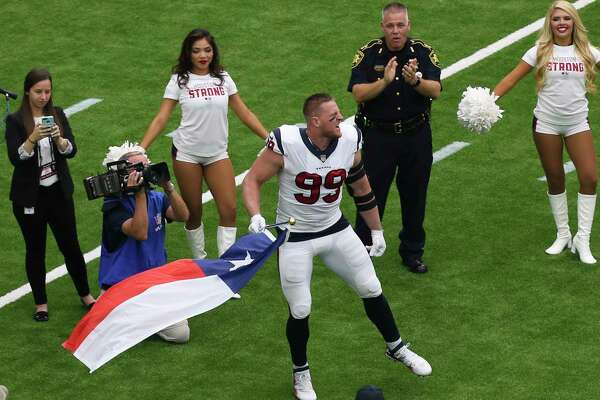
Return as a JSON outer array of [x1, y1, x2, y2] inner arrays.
[[5, 68, 95, 321]]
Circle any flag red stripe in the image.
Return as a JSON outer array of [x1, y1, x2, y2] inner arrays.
[[62, 259, 205, 352]]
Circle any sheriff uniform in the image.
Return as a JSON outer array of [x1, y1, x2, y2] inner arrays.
[[348, 37, 441, 271]]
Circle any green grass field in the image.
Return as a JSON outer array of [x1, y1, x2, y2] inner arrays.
[[2, 1, 600, 399]]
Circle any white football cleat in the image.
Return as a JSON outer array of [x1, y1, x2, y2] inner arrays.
[[293, 367, 317, 400], [386, 343, 432, 376], [231, 293, 242, 299]]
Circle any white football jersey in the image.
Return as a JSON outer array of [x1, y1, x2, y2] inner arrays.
[[267, 123, 362, 233]]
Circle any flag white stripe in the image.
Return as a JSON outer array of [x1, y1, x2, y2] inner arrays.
[[74, 275, 233, 372]]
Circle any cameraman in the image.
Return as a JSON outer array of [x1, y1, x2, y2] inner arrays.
[[98, 142, 190, 343]]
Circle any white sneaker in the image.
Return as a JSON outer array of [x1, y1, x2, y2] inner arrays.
[[386, 343, 432, 376], [293, 368, 317, 400]]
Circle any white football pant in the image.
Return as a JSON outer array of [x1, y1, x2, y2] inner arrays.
[[279, 226, 382, 319]]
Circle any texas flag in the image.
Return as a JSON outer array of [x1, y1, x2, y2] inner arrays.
[[63, 230, 286, 372]]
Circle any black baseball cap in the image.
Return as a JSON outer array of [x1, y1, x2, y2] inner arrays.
[[355, 385, 384, 400]]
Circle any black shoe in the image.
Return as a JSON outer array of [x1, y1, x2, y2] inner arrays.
[[33, 311, 49, 322], [403, 258, 428, 273], [80, 298, 95, 311]]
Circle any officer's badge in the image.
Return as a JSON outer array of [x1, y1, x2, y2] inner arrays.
[[429, 50, 440, 67], [351, 50, 364, 68], [374, 65, 385, 72]]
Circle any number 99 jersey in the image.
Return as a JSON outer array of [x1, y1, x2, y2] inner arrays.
[[266, 123, 362, 233]]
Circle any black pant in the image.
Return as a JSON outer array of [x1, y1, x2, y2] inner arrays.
[[355, 123, 433, 261], [12, 183, 91, 305]]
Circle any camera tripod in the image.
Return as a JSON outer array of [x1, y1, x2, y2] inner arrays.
[[1, 89, 18, 144]]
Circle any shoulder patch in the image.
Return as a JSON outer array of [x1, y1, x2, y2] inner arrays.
[[411, 39, 440, 67], [360, 38, 383, 51], [429, 50, 441, 67], [410, 39, 432, 50], [351, 49, 365, 68], [353, 39, 382, 69]]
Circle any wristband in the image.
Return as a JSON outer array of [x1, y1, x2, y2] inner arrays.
[[411, 78, 421, 87], [27, 137, 36, 145]]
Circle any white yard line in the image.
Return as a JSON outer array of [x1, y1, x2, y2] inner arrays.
[[3, 0, 597, 309], [0, 247, 101, 308], [64, 98, 103, 117], [433, 142, 471, 164]]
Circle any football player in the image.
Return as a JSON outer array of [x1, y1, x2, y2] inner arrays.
[[242, 93, 431, 400]]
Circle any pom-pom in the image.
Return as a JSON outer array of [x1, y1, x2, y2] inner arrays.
[[457, 86, 504, 133], [102, 141, 148, 166]]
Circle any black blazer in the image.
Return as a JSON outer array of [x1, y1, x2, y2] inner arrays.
[[5, 107, 78, 206]]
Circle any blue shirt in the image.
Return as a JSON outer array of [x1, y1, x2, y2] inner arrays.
[[99, 190, 170, 288]]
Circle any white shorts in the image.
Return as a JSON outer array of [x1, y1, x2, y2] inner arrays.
[[172, 145, 229, 166], [278, 226, 382, 319], [533, 117, 590, 137]]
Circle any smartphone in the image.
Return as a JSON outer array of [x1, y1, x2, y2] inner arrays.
[[41, 115, 54, 127]]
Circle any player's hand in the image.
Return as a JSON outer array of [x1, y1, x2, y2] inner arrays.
[[383, 56, 398, 84], [248, 214, 266, 233], [368, 230, 386, 257]]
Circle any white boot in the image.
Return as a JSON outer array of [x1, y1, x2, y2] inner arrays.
[[217, 226, 241, 299], [184, 223, 207, 259], [545, 191, 572, 255], [571, 193, 597, 264], [217, 226, 237, 257]]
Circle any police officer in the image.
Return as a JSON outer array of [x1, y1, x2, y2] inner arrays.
[[348, 2, 441, 273]]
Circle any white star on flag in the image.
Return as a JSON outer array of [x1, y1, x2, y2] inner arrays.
[[227, 252, 255, 271]]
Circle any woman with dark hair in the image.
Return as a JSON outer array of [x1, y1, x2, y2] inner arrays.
[[141, 28, 268, 260], [4, 68, 96, 321]]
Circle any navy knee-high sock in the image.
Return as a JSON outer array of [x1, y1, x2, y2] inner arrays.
[[286, 313, 309, 367], [362, 294, 400, 342]]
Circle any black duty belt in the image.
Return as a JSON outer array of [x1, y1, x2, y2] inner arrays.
[[363, 112, 429, 134]]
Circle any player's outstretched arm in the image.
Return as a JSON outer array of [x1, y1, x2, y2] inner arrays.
[[493, 61, 532, 99], [242, 147, 283, 218]]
